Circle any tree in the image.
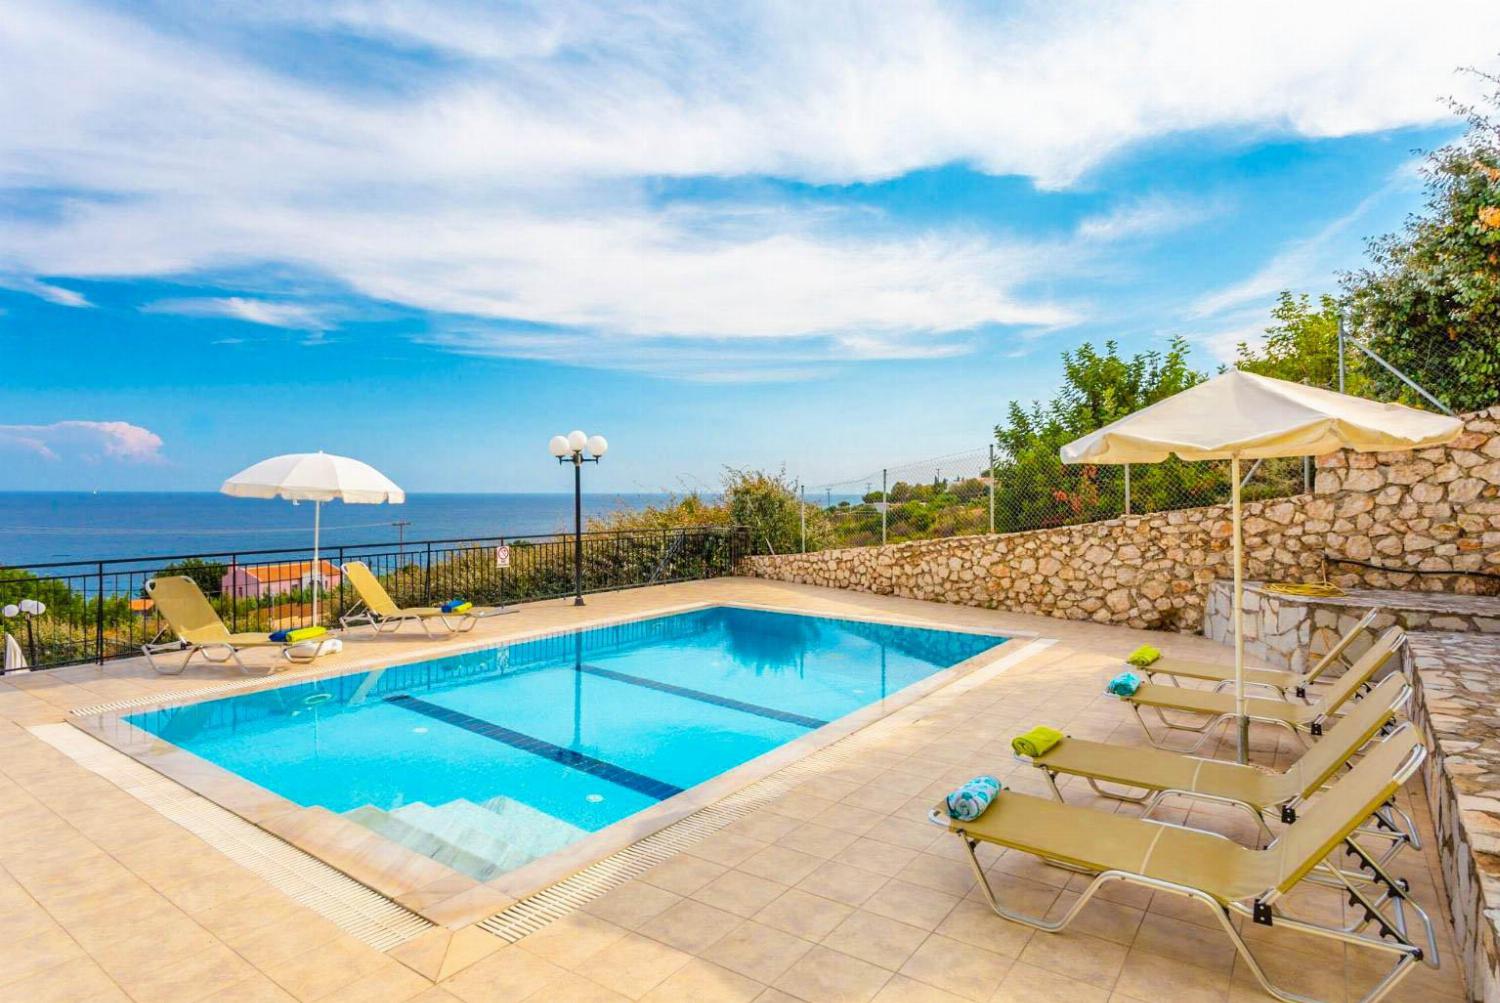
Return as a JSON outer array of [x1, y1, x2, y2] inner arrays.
[[586, 492, 731, 532], [723, 467, 829, 555], [156, 557, 227, 596], [1345, 69, 1500, 412], [1234, 291, 1368, 394], [991, 338, 1217, 529]]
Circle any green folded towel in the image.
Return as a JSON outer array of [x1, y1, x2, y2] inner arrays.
[[1011, 726, 1065, 759], [1125, 644, 1161, 667]]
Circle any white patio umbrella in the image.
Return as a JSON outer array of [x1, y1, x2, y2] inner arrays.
[[221, 452, 405, 624], [1060, 370, 1462, 762]]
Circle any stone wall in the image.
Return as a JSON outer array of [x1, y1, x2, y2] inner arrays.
[[1318, 405, 1500, 595], [743, 496, 1322, 630], [1403, 633, 1500, 1002], [744, 406, 1500, 631]]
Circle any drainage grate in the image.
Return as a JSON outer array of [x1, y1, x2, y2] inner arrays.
[[30, 724, 434, 952], [67, 667, 333, 718], [478, 636, 1054, 942]]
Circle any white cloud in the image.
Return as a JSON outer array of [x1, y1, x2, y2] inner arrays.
[[0, 421, 165, 463], [1077, 196, 1219, 242], [1188, 161, 1423, 320], [0, 275, 90, 307], [142, 296, 328, 329], [0, 0, 1495, 373]]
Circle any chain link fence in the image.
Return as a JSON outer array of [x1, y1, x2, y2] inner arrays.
[[800, 449, 1314, 552], [793, 325, 1489, 555]]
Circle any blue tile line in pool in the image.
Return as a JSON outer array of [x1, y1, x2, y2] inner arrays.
[[385, 693, 686, 801], [575, 663, 830, 730]]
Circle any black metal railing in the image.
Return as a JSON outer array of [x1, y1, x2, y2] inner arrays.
[[0, 526, 748, 672]]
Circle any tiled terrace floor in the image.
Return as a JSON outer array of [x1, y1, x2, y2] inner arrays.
[[0, 578, 1470, 1002]]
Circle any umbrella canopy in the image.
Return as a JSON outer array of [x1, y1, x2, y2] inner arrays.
[[1061, 370, 1462, 465], [221, 452, 405, 624], [1060, 370, 1463, 762], [221, 452, 405, 504]]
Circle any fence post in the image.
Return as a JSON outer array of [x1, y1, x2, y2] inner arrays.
[[1337, 311, 1346, 394], [881, 469, 888, 545], [337, 546, 346, 618], [424, 542, 433, 603], [1303, 456, 1312, 494], [95, 562, 105, 665], [800, 482, 806, 553], [229, 554, 238, 632], [987, 446, 995, 534], [1124, 463, 1131, 516]]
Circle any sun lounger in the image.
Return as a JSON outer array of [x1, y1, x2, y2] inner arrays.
[[1025, 673, 1415, 848], [142, 576, 338, 675], [1123, 627, 1404, 751], [1140, 607, 1381, 699], [931, 727, 1438, 1003], [339, 561, 507, 637]]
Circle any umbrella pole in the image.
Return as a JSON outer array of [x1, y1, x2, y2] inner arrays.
[[312, 497, 321, 620], [1231, 455, 1248, 764]]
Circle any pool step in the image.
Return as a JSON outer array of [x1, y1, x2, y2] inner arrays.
[[395, 798, 586, 869], [343, 798, 586, 882], [343, 805, 506, 882]]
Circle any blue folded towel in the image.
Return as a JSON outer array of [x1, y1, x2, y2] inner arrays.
[[440, 599, 471, 613], [945, 775, 1002, 821], [1106, 671, 1142, 697]]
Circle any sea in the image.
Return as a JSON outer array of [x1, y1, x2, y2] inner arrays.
[[0, 492, 680, 568]]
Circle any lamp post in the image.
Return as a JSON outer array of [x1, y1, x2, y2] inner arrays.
[[549, 430, 608, 606], [3, 599, 45, 667]]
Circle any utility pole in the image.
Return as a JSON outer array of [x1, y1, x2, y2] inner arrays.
[[392, 520, 412, 556]]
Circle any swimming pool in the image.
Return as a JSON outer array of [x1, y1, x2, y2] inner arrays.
[[126, 606, 1005, 883]]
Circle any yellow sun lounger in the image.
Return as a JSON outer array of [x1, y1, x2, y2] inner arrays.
[[142, 576, 339, 676], [932, 727, 1438, 1003], [339, 561, 509, 638], [1123, 627, 1404, 751], [1140, 607, 1381, 699], [1027, 673, 1415, 847]]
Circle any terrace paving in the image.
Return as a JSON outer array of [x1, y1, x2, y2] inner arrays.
[[0, 577, 1470, 1002]]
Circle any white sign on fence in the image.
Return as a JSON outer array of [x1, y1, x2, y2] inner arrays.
[[495, 545, 511, 568]]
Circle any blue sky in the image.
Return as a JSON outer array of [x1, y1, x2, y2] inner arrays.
[[2, 1, 1497, 493]]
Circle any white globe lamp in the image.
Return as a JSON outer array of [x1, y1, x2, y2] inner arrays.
[[567, 430, 588, 453], [586, 435, 608, 458], [548, 435, 572, 458]]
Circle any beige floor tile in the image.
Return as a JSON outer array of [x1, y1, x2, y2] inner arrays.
[[0, 922, 85, 985], [260, 935, 387, 1001], [317, 963, 434, 1003], [835, 837, 921, 878], [1042, 889, 1144, 946], [585, 881, 685, 929], [582, 931, 694, 998], [442, 945, 567, 1003], [639, 959, 764, 1003], [991, 960, 1110, 1003], [641, 854, 729, 896], [897, 934, 1013, 1001], [896, 854, 977, 898], [931, 899, 1034, 960], [822, 909, 930, 970], [1130, 912, 1237, 973], [1113, 949, 1231, 1002], [779, 822, 862, 859], [860, 879, 960, 932], [212, 974, 301, 1002], [1016, 930, 1128, 990], [112, 941, 257, 1003], [738, 844, 825, 885], [515, 911, 629, 968], [523, 973, 632, 1001], [0, 955, 130, 1003], [798, 860, 887, 907], [640, 898, 748, 954], [869, 973, 969, 1002], [755, 887, 857, 941], [687, 832, 770, 869], [692, 869, 789, 918], [702, 920, 816, 983], [773, 944, 894, 1003]]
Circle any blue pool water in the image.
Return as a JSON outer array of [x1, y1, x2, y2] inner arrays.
[[126, 607, 1004, 880]]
